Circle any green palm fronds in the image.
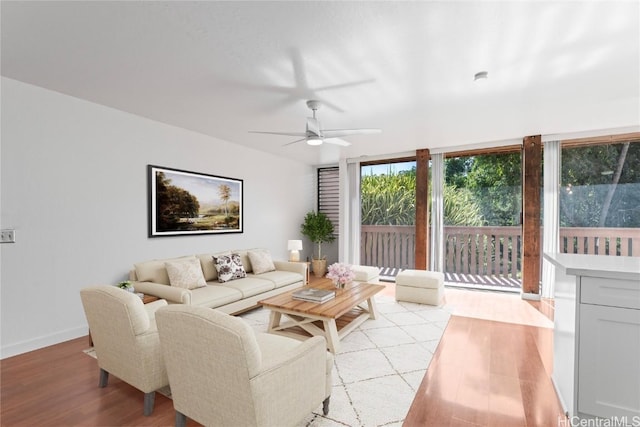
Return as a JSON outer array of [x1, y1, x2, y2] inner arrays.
[[361, 168, 483, 226]]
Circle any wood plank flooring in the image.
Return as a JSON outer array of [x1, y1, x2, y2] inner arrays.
[[1, 285, 564, 426], [404, 316, 563, 426], [403, 288, 563, 427]]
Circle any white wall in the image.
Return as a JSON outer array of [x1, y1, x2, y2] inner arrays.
[[0, 77, 315, 358]]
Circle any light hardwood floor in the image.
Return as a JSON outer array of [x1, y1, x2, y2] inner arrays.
[[1, 284, 564, 426], [405, 287, 564, 426]]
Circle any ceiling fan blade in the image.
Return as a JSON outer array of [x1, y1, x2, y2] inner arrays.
[[321, 128, 382, 138], [248, 131, 307, 137], [323, 138, 351, 147], [315, 78, 376, 92], [282, 137, 307, 147]]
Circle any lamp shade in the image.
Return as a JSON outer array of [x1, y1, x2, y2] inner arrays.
[[287, 240, 303, 251]]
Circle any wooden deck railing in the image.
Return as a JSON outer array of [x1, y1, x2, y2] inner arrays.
[[360, 225, 639, 279], [444, 226, 521, 278], [560, 227, 640, 256], [360, 225, 415, 270]]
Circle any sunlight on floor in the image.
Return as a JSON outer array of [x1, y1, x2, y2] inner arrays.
[[442, 287, 554, 328]]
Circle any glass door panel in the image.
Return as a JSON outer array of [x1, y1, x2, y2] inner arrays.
[[360, 161, 417, 280], [443, 152, 522, 291]]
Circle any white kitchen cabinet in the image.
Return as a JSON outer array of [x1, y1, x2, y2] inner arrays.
[[578, 303, 640, 418], [543, 253, 640, 420]]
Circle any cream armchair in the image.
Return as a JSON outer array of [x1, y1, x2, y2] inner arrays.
[[80, 285, 169, 416], [156, 305, 332, 427]]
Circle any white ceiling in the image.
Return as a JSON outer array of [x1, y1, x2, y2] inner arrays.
[[2, 1, 639, 165]]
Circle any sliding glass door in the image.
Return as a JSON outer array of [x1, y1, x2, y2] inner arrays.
[[360, 160, 417, 280], [443, 151, 523, 291]]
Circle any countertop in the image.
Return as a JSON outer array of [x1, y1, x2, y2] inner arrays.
[[543, 252, 640, 281]]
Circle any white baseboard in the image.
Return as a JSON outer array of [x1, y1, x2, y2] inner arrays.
[[1, 326, 87, 359], [521, 292, 541, 301]]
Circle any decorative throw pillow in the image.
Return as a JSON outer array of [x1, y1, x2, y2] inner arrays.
[[165, 258, 207, 290], [197, 251, 230, 281], [248, 250, 276, 275], [213, 253, 247, 283], [135, 256, 195, 285]]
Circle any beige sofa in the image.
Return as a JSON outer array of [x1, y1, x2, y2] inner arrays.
[[129, 249, 305, 314]]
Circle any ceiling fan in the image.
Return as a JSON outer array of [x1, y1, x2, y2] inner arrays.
[[249, 100, 381, 146]]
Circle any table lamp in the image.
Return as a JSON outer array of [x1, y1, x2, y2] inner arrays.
[[287, 240, 303, 262]]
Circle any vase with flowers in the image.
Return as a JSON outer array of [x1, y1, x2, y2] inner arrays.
[[326, 263, 356, 290]]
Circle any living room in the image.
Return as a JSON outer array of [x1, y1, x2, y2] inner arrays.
[[1, 1, 639, 426]]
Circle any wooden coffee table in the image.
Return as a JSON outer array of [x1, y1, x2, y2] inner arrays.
[[259, 279, 384, 353]]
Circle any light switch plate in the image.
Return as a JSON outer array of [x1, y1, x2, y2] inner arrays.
[[1, 229, 16, 243]]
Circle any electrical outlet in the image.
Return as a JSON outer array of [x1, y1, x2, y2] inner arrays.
[[1, 229, 16, 243]]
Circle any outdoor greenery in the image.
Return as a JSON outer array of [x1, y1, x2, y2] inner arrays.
[[361, 167, 416, 225], [360, 165, 484, 226], [561, 142, 640, 227], [358, 141, 638, 276], [360, 140, 640, 228], [445, 153, 521, 226]]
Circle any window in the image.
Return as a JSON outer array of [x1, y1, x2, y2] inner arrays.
[[360, 160, 417, 273], [318, 167, 339, 235], [560, 139, 640, 255]]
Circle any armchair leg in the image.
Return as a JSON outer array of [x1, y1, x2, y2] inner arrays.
[[175, 411, 187, 427], [143, 392, 155, 416], [98, 369, 109, 388], [322, 396, 330, 415]]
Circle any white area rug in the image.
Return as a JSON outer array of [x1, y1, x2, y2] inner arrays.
[[240, 293, 452, 427], [84, 293, 451, 427]]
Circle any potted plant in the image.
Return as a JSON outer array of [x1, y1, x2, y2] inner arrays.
[[117, 280, 135, 293], [300, 211, 335, 277]]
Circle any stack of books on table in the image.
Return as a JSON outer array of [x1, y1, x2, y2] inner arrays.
[[292, 287, 336, 303]]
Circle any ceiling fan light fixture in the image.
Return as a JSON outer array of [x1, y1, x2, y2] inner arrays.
[[252, 100, 379, 148], [474, 70, 489, 82]]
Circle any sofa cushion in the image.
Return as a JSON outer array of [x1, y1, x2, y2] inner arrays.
[[220, 276, 275, 298], [165, 258, 207, 290], [214, 253, 247, 283], [190, 284, 243, 308], [248, 249, 276, 274], [197, 251, 230, 282], [248, 270, 303, 289], [135, 256, 196, 285]]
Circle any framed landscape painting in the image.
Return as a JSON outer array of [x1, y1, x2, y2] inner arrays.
[[148, 165, 243, 237]]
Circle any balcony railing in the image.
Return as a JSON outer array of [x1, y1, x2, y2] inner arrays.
[[560, 227, 640, 256], [360, 225, 415, 271], [445, 226, 521, 278], [360, 225, 640, 283]]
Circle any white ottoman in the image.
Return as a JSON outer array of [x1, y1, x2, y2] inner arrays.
[[351, 265, 380, 283], [395, 269, 444, 306]]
